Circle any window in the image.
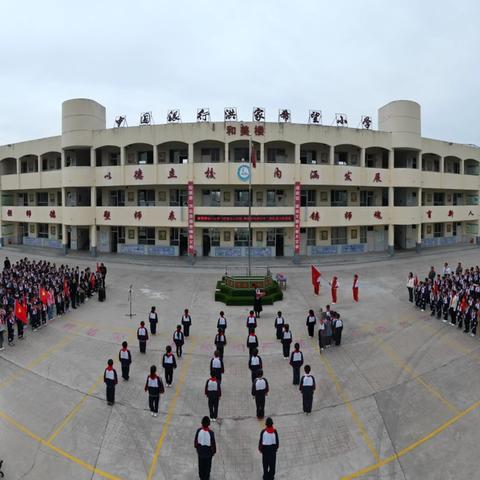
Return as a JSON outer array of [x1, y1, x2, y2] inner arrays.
[[109, 153, 119, 166], [360, 191, 375, 207], [300, 150, 317, 164], [138, 227, 155, 245], [138, 151, 153, 164], [202, 190, 220, 207], [210, 229, 220, 247], [170, 228, 179, 246], [331, 227, 347, 245], [331, 190, 347, 207], [201, 148, 220, 162], [233, 148, 249, 162], [36, 192, 48, 206], [38, 223, 48, 238], [235, 190, 250, 207], [360, 226, 367, 243], [267, 148, 286, 163], [433, 193, 445, 206], [453, 193, 463, 205], [301, 190, 316, 207], [267, 190, 276, 207], [109, 190, 125, 207], [307, 228, 316, 246], [433, 223, 443, 238], [118, 227, 125, 244], [266, 229, 276, 246], [169, 149, 188, 164], [169, 189, 188, 206], [138, 190, 155, 206], [234, 228, 250, 246]]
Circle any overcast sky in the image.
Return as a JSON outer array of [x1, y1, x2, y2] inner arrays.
[[0, 0, 479, 146]]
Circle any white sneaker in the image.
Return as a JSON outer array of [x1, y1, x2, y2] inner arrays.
[[211, 418, 216, 422], [0, 347, 4, 351], [154, 413, 158, 417]]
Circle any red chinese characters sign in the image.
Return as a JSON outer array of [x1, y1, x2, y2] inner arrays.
[[187, 181, 195, 256], [294, 182, 301, 254], [195, 214, 294, 222]]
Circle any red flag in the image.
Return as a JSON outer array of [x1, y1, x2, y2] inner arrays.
[[251, 146, 257, 169], [15, 300, 28, 324], [40, 287, 48, 305], [63, 279, 69, 296], [311, 265, 321, 295]]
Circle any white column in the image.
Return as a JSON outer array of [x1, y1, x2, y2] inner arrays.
[[224, 143, 229, 163], [329, 146, 335, 165], [360, 147, 366, 168], [259, 143, 265, 165], [90, 147, 95, 167], [90, 224, 97, 256], [91, 186, 96, 207], [62, 223, 67, 253], [460, 159, 465, 175], [120, 146, 126, 166], [388, 187, 394, 207], [37, 155, 42, 173], [294, 144, 301, 164], [417, 151, 422, 170], [188, 143, 194, 163], [440, 156, 444, 173], [153, 145, 158, 164], [388, 223, 394, 255]]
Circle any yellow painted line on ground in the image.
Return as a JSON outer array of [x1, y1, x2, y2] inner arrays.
[[45, 374, 104, 444], [146, 336, 198, 480], [312, 339, 381, 463], [341, 396, 480, 479], [364, 324, 460, 415], [0, 333, 75, 391], [0, 409, 123, 480]]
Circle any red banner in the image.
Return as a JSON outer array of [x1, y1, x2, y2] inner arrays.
[[294, 181, 301, 254], [195, 214, 294, 222], [187, 181, 195, 255]]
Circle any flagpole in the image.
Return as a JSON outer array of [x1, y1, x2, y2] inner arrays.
[[248, 135, 252, 277]]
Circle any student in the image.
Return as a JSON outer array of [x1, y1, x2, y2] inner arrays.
[[306, 309, 316, 338], [246, 310, 257, 331], [0, 314, 5, 351], [253, 284, 264, 318], [352, 274, 359, 302], [217, 311, 227, 331], [118, 341, 132, 381], [318, 318, 326, 352], [274, 311, 285, 340], [258, 417, 279, 480], [194, 416, 216, 480], [325, 316, 333, 347], [182, 308, 192, 337], [406, 272, 415, 303], [281, 324, 292, 359], [205, 375, 221, 421], [149, 306, 158, 335], [252, 370, 269, 419], [214, 328, 227, 359], [333, 314, 344, 346], [299, 365, 316, 415], [248, 348, 263, 382], [330, 276, 339, 305], [289, 343, 304, 385], [144, 365, 164, 417], [137, 321, 149, 354], [7, 312, 15, 346], [210, 350, 224, 384], [173, 325, 185, 358], [247, 329, 259, 356], [162, 345, 177, 387], [104, 359, 118, 406]]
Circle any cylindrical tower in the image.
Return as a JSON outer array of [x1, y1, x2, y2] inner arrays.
[[378, 100, 421, 149]]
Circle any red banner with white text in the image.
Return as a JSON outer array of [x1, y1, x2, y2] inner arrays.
[[294, 181, 301, 254], [187, 181, 195, 255]]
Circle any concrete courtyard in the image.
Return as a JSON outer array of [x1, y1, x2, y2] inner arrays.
[[2, 246, 480, 479]]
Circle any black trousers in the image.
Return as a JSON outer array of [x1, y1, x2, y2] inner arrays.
[[198, 455, 212, 480], [211, 368, 222, 384], [307, 323, 314, 338], [175, 341, 183, 357], [251, 368, 260, 382], [139, 340, 146, 353], [318, 335, 324, 350], [106, 385, 115, 404], [207, 394, 219, 419], [335, 327, 343, 346], [292, 366, 300, 385], [282, 341, 291, 358], [276, 326, 283, 340], [150, 321, 157, 335], [303, 390, 313, 413], [7, 327, 14, 343], [262, 451, 276, 480], [255, 393, 266, 418], [450, 309, 456, 325], [165, 366, 174, 385], [149, 395, 159, 413], [17, 320, 24, 338], [216, 344, 224, 359], [183, 323, 190, 337], [121, 364, 130, 380], [408, 287, 413, 302]]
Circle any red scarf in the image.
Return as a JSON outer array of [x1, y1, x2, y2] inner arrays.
[[202, 427, 210, 432], [106, 365, 113, 371], [266, 426, 275, 434]]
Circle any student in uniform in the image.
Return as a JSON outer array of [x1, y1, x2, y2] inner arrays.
[[162, 345, 177, 387], [173, 325, 185, 357], [217, 311, 227, 331], [149, 306, 158, 335], [144, 365, 164, 417], [247, 328, 259, 356], [352, 274, 359, 302], [252, 370, 269, 419], [210, 350, 224, 384], [205, 375, 221, 421], [281, 324, 292, 359], [194, 416, 216, 480], [258, 417, 279, 480], [137, 321, 149, 354], [318, 318, 326, 352], [330, 276, 339, 305], [214, 328, 227, 359], [118, 341, 132, 381], [246, 310, 257, 331], [253, 284, 264, 318], [299, 365, 316, 414], [333, 313, 344, 346], [306, 309, 316, 338], [289, 343, 304, 385], [104, 359, 118, 406], [182, 308, 192, 337], [274, 311, 285, 340], [248, 348, 263, 382]]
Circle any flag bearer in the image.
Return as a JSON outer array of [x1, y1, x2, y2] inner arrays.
[[299, 365, 316, 415], [104, 359, 118, 406], [258, 417, 279, 480], [118, 341, 132, 381], [205, 375, 221, 421], [194, 416, 216, 480]]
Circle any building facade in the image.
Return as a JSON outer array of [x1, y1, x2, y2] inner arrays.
[[0, 98, 479, 258]]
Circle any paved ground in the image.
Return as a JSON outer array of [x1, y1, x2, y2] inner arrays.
[[2, 246, 480, 479]]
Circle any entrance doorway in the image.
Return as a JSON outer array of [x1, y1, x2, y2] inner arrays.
[[111, 227, 118, 253], [179, 228, 188, 256], [202, 229, 211, 257], [275, 228, 284, 256]]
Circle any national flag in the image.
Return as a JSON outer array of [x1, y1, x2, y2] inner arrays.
[[311, 265, 321, 287], [63, 279, 70, 296], [15, 300, 28, 324], [40, 287, 48, 305], [251, 145, 257, 169]]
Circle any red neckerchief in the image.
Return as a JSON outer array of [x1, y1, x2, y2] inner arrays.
[[106, 365, 113, 371], [266, 426, 275, 434], [150, 374, 157, 379], [166, 352, 172, 357], [121, 348, 128, 352], [202, 427, 209, 432], [210, 377, 216, 382]]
